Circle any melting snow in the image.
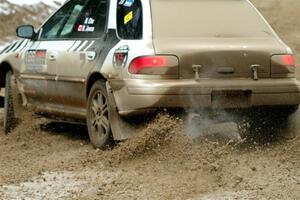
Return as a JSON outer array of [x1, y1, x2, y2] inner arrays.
[[7, 0, 65, 7], [0, 2, 15, 15]]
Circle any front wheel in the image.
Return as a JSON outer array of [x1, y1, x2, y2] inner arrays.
[[87, 80, 113, 148], [4, 71, 16, 133]]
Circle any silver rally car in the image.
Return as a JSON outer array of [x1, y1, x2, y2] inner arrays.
[[0, 0, 299, 148]]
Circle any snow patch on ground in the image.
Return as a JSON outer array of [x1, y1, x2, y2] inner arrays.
[[7, 0, 65, 7], [0, 2, 15, 15], [0, 40, 13, 52], [0, 171, 86, 200], [191, 191, 267, 200], [0, 169, 123, 200]]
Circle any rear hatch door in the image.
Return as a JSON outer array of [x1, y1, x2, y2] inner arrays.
[[151, 0, 287, 79]]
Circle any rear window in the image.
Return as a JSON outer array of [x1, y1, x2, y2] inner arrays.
[[151, 0, 273, 38], [117, 0, 143, 40]]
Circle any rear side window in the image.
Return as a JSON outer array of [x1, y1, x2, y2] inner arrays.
[[117, 0, 143, 40]]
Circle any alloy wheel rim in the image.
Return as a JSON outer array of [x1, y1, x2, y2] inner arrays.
[[90, 91, 109, 139]]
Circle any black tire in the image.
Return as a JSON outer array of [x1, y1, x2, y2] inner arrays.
[[244, 106, 298, 143], [87, 80, 113, 148], [4, 71, 16, 133], [280, 105, 299, 115], [251, 105, 299, 118]]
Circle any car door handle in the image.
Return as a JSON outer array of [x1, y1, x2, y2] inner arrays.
[[49, 55, 56, 61], [86, 51, 96, 61]]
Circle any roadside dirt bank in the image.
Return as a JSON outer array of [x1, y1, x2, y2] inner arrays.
[[0, 110, 300, 199]]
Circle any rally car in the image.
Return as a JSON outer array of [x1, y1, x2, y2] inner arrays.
[[0, 0, 299, 148]]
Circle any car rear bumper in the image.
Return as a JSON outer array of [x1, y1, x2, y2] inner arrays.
[[109, 78, 300, 116]]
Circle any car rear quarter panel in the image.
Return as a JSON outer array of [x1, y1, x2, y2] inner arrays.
[[100, 0, 155, 80]]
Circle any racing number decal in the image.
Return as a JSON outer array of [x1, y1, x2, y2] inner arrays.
[[113, 45, 129, 69], [25, 49, 47, 71], [25, 50, 46, 65]]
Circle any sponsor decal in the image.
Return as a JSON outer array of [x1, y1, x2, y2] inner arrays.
[[124, 0, 135, 7], [124, 11, 133, 24], [36, 50, 46, 58], [119, 0, 134, 7], [113, 45, 129, 69], [118, 0, 126, 5], [77, 25, 84, 32]]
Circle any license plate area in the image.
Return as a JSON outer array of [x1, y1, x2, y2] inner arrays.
[[211, 90, 251, 108]]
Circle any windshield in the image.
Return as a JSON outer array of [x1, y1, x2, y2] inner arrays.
[[151, 0, 273, 38]]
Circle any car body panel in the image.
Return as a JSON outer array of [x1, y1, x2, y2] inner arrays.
[[150, 0, 290, 79], [152, 37, 286, 79]]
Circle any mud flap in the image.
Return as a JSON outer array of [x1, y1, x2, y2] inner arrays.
[[15, 79, 28, 107], [106, 82, 136, 141], [0, 93, 4, 108]]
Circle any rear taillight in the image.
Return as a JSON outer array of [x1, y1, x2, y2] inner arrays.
[[129, 55, 179, 75], [271, 54, 295, 77], [272, 55, 295, 67]]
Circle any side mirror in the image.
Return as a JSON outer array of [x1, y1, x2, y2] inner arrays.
[[16, 25, 35, 39]]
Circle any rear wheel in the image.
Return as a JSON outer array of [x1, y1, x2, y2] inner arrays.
[[4, 71, 16, 133], [87, 80, 113, 148], [245, 106, 298, 142], [280, 105, 299, 115]]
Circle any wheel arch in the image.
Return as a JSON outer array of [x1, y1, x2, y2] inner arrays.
[[86, 72, 107, 98], [0, 62, 13, 88]]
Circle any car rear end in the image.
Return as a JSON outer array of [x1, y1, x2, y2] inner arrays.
[[112, 0, 300, 115]]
